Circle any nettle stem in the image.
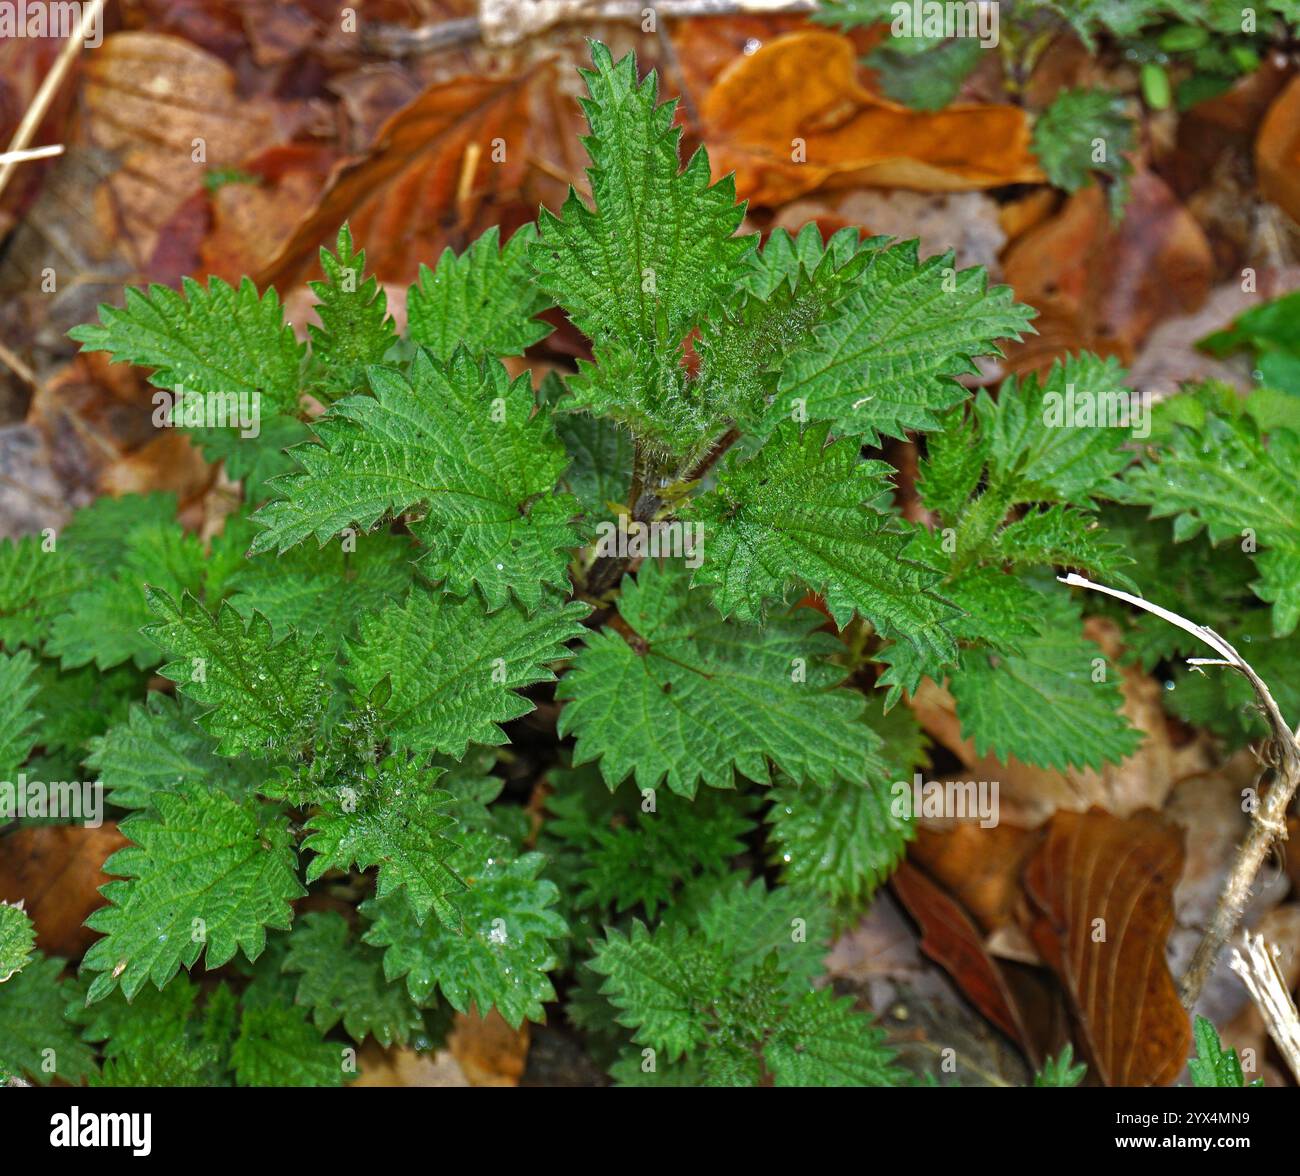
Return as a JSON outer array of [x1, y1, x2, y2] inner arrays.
[[1060, 573, 1300, 1011]]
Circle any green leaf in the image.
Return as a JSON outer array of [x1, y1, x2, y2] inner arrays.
[[534, 43, 751, 356], [346, 588, 589, 760], [283, 912, 424, 1046], [0, 649, 39, 780], [1033, 89, 1135, 216], [0, 954, 97, 1084], [144, 588, 329, 757], [87, 693, 263, 811], [0, 534, 83, 650], [227, 529, 416, 645], [555, 409, 634, 522], [362, 831, 568, 1028], [0, 902, 35, 982], [542, 763, 758, 918], [1188, 1015, 1258, 1088], [558, 560, 877, 796], [69, 276, 305, 416], [1123, 397, 1300, 635], [532, 43, 754, 454], [866, 38, 983, 110], [231, 1003, 344, 1087], [686, 420, 959, 662], [407, 225, 551, 360], [47, 516, 208, 671], [302, 754, 464, 925], [1034, 1043, 1088, 1086], [764, 987, 899, 1086], [950, 582, 1140, 770], [307, 224, 397, 401], [766, 240, 1034, 443], [767, 698, 924, 908], [251, 349, 582, 612], [82, 783, 304, 1002]]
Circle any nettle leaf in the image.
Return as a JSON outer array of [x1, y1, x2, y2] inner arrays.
[[83, 783, 304, 1002], [408, 225, 552, 360], [70, 276, 305, 416], [558, 560, 876, 796], [346, 588, 589, 759], [533, 43, 754, 453], [767, 698, 926, 908], [0, 534, 83, 650], [231, 1004, 344, 1087], [362, 831, 568, 1028], [555, 409, 634, 522], [950, 583, 1140, 771], [763, 988, 900, 1087], [0, 901, 35, 982], [28, 660, 137, 768], [686, 420, 958, 663], [1033, 88, 1135, 215], [144, 589, 329, 757], [1123, 398, 1300, 635], [0, 953, 97, 1084], [307, 224, 397, 402], [252, 349, 582, 612], [87, 693, 262, 811], [591, 879, 898, 1085], [48, 517, 208, 671], [283, 912, 424, 1047], [543, 763, 759, 918], [1188, 1015, 1258, 1088], [302, 755, 463, 925], [692, 227, 875, 429], [228, 529, 416, 645], [766, 240, 1034, 443], [0, 649, 40, 780]]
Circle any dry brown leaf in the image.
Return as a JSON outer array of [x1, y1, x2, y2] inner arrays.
[[892, 861, 1033, 1054], [910, 822, 1039, 933], [255, 68, 539, 288], [1022, 808, 1189, 1087], [352, 1043, 470, 1087], [1257, 74, 1300, 226], [448, 1007, 529, 1086], [79, 32, 290, 270], [0, 824, 126, 958], [699, 30, 1042, 208], [1002, 169, 1213, 370]]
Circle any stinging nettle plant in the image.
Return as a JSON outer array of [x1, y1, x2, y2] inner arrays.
[[0, 41, 1287, 1087]]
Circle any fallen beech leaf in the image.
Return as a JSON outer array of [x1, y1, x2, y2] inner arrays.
[[1022, 808, 1189, 1086], [1256, 75, 1300, 225], [700, 30, 1042, 207], [1002, 169, 1213, 369], [0, 824, 127, 958], [448, 1007, 529, 1086], [892, 861, 1033, 1054], [352, 1043, 469, 1087], [256, 68, 538, 287], [80, 32, 290, 269], [910, 823, 1039, 932], [199, 145, 339, 285]]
